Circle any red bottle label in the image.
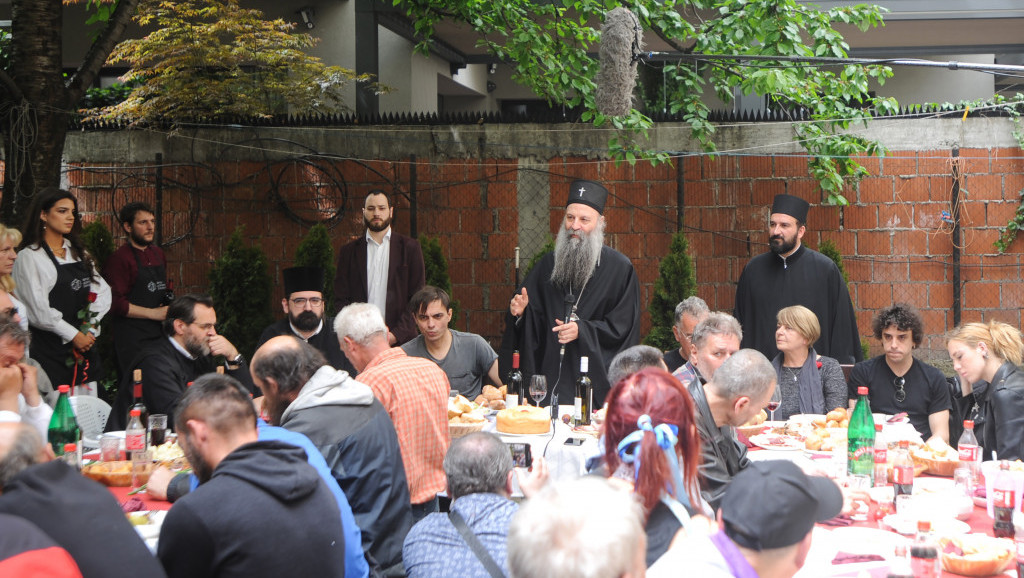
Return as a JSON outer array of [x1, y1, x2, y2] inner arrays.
[[993, 488, 1015, 509], [958, 445, 978, 462], [893, 465, 914, 484], [874, 448, 887, 463], [125, 433, 145, 451]]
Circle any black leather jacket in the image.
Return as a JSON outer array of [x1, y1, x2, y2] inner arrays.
[[688, 378, 750, 510], [978, 362, 1024, 461]]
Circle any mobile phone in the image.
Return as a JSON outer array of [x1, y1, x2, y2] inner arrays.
[[506, 442, 533, 468], [564, 437, 585, 446]]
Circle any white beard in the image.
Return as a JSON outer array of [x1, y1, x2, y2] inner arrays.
[[550, 223, 603, 292]]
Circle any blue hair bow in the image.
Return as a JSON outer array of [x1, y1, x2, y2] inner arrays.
[[616, 414, 690, 506]]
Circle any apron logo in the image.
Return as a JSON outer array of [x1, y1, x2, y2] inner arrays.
[[71, 278, 82, 291], [147, 281, 167, 292]]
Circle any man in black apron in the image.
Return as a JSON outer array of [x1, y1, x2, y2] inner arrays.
[[31, 243, 103, 389], [101, 203, 171, 380]]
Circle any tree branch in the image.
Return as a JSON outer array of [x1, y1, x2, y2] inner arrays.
[[65, 0, 142, 104]]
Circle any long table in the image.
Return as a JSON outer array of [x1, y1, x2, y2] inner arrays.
[[748, 451, 1016, 577]]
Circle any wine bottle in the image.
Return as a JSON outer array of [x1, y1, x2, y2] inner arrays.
[[128, 369, 149, 432], [575, 357, 592, 426], [47, 385, 80, 456], [507, 351, 523, 408]]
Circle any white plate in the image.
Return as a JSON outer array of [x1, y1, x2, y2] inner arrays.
[[496, 430, 551, 437], [867, 485, 895, 504], [882, 514, 969, 536], [914, 477, 955, 495], [749, 434, 804, 451], [130, 510, 167, 554]]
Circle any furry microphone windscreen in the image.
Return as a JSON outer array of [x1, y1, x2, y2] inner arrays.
[[596, 7, 642, 117]]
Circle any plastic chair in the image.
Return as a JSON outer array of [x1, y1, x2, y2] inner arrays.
[[70, 395, 111, 449]]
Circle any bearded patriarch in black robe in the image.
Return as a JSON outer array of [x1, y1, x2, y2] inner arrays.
[[734, 244, 863, 364], [501, 246, 640, 407]]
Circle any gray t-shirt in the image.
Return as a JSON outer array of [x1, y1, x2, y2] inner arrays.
[[402, 330, 498, 399]]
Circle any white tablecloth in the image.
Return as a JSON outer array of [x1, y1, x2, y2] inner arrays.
[[489, 405, 601, 483]]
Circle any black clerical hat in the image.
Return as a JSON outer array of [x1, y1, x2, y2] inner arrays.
[[770, 194, 810, 223], [567, 179, 609, 214], [283, 266, 324, 297]]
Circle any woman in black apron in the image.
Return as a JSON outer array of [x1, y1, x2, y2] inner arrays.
[[12, 188, 111, 392]]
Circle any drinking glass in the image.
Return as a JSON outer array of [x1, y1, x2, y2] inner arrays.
[[529, 375, 547, 407], [766, 386, 782, 422], [953, 466, 973, 497], [847, 474, 871, 521], [99, 434, 121, 462], [149, 414, 168, 446]]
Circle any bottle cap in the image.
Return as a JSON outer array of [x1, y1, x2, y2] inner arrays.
[[917, 519, 931, 532], [63, 443, 76, 452], [58, 384, 70, 393], [134, 369, 142, 381], [875, 423, 882, 431], [899, 440, 909, 448], [857, 386, 868, 395], [130, 409, 141, 417], [963, 419, 974, 428], [580, 356, 589, 373]]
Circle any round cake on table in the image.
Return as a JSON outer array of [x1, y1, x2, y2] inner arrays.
[[496, 406, 551, 435]]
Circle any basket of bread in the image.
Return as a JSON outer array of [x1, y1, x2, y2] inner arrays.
[[938, 534, 1015, 577], [737, 410, 768, 438], [911, 438, 962, 477], [82, 460, 152, 487], [448, 394, 488, 438]]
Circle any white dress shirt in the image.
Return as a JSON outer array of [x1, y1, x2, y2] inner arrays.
[[365, 228, 391, 318], [12, 241, 111, 343]]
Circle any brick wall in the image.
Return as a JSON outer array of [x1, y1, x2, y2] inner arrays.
[[54, 128, 1024, 359]]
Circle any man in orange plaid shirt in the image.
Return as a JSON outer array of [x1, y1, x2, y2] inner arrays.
[[335, 302, 452, 522]]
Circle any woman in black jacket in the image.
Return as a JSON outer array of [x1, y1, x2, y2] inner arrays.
[[947, 321, 1024, 461]]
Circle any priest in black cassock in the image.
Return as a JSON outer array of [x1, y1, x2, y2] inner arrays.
[[734, 194, 863, 364], [500, 179, 640, 407], [257, 266, 356, 375]]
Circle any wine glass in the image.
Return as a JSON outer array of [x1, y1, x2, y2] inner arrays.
[[766, 385, 782, 423], [529, 375, 548, 407]]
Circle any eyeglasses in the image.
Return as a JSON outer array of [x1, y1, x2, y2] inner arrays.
[[893, 376, 906, 404], [1, 306, 17, 317], [190, 322, 217, 331], [290, 297, 324, 307]]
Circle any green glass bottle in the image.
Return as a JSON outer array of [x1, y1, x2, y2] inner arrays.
[[48, 385, 81, 456], [847, 386, 876, 481]]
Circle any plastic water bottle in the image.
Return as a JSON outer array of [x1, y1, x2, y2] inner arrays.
[[873, 424, 887, 487], [957, 419, 981, 483]]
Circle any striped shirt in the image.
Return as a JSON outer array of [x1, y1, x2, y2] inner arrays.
[[359, 347, 451, 504]]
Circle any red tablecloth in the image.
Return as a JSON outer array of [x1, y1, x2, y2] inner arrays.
[[830, 482, 1015, 577]]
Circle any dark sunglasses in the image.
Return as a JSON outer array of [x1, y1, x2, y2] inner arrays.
[[893, 376, 906, 404]]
